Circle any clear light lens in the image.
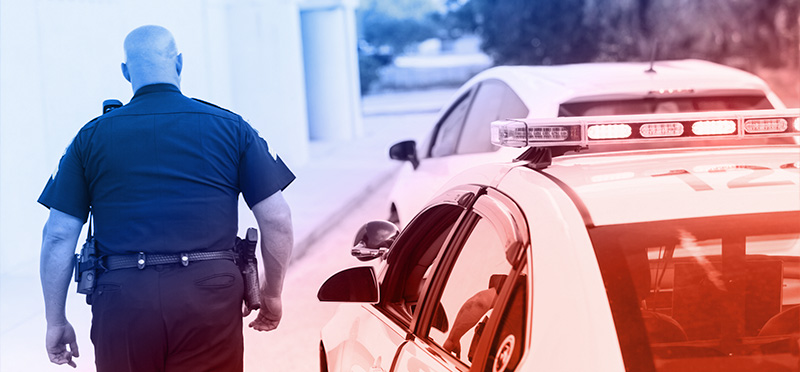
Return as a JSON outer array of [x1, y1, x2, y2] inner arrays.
[[744, 119, 788, 133], [587, 124, 632, 140], [794, 118, 800, 131], [491, 121, 577, 147], [691, 120, 736, 135], [639, 122, 684, 138], [491, 121, 529, 147]]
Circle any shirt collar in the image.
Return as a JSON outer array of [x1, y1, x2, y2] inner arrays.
[[132, 83, 181, 99]]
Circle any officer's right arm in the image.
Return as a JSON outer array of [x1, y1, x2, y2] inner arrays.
[[249, 191, 293, 332], [40, 208, 83, 367]]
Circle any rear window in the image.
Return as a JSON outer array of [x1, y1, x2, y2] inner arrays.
[[589, 212, 800, 372], [559, 95, 772, 117]]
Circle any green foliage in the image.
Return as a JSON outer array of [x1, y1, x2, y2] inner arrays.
[[354, 0, 797, 93], [356, 0, 440, 93], [453, 0, 799, 68], [431, 0, 480, 40], [358, 53, 391, 94], [360, 11, 438, 55], [642, 0, 800, 68], [360, 0, 440, 20], [468, 0, 601, 65]]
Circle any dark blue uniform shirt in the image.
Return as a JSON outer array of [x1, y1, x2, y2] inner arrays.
[[38, 84, 295, 255]]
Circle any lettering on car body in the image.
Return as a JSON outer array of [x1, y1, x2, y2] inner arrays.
[[652, 164, 798, 191]]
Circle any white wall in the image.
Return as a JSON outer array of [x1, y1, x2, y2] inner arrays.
[[0, 0, 310, 271], [300, 0, 362, 140]]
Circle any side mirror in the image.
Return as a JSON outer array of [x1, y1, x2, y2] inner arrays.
[[389, 140, 420, 170], [351, 220, 399, 261], [317, 266, 379, 303]]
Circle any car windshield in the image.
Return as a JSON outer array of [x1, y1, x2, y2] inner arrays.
[[589, 212, 800, 372], [559, 95, 772, 117]]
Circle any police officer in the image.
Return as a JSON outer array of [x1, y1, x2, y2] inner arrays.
[[38, 25, 295, 371]]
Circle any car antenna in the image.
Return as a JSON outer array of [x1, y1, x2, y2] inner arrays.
[[645, 42, 659, 74]]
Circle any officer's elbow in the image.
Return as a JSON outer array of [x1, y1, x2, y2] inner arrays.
[[41, 209, 83, 249]]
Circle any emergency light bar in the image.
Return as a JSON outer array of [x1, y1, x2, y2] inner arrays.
[[491, 109, 800, 148]]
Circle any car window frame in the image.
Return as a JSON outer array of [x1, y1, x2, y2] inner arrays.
[[557, 91, 773, 117], [456, 79, 529, 156], [375, 186, 483, 329], [409, 187, 531, 369], [426, 87, 479, 158]]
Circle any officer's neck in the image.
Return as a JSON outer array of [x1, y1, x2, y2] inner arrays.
[[130, 76, 181, 95]]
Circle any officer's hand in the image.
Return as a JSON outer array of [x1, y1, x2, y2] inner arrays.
[[45, 322, 79, 368], [249, 296, 282, 332], [443, 338, 461, 358]]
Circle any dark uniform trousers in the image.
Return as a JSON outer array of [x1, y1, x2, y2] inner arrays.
[[91, 259, 244, 372]]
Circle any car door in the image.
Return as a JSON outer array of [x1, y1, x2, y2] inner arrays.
[[391, 188, 531, 372], [389, 80, 529, 225], [320, 187, 481, 372]]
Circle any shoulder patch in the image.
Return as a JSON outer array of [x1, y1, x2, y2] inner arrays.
[[192, 98, 235, 114]]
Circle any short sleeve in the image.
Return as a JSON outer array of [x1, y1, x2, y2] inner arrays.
[[38, 135, 91, 222], [239, 122, 296, 209]]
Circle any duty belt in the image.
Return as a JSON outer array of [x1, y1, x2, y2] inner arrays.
[[104, 251, 236, 271]]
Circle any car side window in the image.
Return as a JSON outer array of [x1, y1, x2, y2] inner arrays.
[[430, 90, 474, 158], [457, 80, 529, 155], [426, 213, 515, 366], [378, 204, 464, 325]]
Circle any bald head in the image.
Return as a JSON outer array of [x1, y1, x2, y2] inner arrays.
[[121, 25, 183, 92]]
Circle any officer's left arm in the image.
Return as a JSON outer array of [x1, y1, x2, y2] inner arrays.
[[40, 208, 83, 367]]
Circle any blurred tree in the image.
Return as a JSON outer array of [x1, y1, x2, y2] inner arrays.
[[450, 0, 798, 68], [360, 12, 437, 54], [430, 0, 480, 41], [465, 0, 601, 65], [642, 0, 798, 68], [583, 0, 652, 61], [361, 0, 440, 20], [356, 0, 440, 93]]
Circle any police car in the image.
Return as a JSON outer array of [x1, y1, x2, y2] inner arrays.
[[387, 59, 787, 225], [318, 109, 800, 372]]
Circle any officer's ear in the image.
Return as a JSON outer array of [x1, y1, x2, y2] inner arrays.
[[175, 53, 183, 76], [121, 62, 131, 83]]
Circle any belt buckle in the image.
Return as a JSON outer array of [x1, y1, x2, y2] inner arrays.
[[137, 252, 145, 270]]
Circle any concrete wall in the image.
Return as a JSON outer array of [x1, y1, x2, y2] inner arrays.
[[0, 0, 310, 271], [300, 0, 362, 140]]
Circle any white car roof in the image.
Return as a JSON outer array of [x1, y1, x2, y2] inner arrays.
[[460, 59, 784, 116], [540, 145, 800, 226]]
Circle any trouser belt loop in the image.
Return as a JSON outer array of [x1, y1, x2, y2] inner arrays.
[[181, 253, 189, 267], [137, 252, 146, 270]]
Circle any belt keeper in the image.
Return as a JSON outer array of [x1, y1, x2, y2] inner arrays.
[[137, 252, 145, 270], [180, 253, 189, 267]]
